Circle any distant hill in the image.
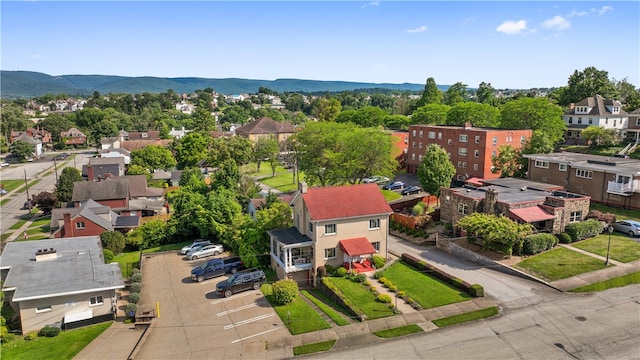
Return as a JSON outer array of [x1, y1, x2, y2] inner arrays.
[[0, 71, 432, 99]]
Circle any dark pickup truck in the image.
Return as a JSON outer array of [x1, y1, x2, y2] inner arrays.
[[190, 256, 243, 282]]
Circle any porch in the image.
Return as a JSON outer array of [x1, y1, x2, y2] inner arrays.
[[340, 237, 377, 273]]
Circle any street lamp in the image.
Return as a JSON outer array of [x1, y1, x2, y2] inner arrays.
[[605, 225, 614, 265]]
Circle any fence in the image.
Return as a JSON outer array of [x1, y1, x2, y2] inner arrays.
[[140, 213, 171, 224]]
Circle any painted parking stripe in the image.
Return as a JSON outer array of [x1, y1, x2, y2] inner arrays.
[[210, 291, 259, 305], [223, 313, 275, 330], [217, 302, 262, 316], [231, 327, 281, 344]]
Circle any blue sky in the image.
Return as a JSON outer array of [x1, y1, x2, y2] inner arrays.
[[2, 1, 638, 89]]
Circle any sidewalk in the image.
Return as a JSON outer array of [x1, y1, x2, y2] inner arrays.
[[73, 320, 143, 360]]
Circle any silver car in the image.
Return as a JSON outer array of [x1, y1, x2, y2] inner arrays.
[[187, 244, 224, 260], [612, 220, 640, 237], [180, 239, 211, 255]]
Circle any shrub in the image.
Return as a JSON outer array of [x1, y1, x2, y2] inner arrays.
[[128, 292, 141, 304], [130, 272, 143, 283], [316, 266, 327, 278], [389, 285, 398, 293], [363, 279, 370, 286], [373, 271, 384, 279], [335, 267, 348, 277], [556, 232, 572, 244], [100, 231, 126, 254], [272, 279, 298, 305], [412, 202, 427, 216], [25, 331, 38, 340], [324, 264, 334, 275], [354, 273, 367, 283], [129, 282, 142, 293], [125, 303, 138, 318], [378, 277, 387, 284], [372, 255, 386, 269], [103, 249, 114, 264], [376, 294, 392, 303], [469, 284, 484, 297], [369, 286, 376, 292], [38, 325, 61, 337], [522, 233, 557, 255], [585, 210, 616, 224], [397, 290, 406, 298], [131, 268, 141, 275], [565, 219, 603, 242]]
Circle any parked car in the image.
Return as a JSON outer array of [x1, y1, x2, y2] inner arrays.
[[53, 154, 66, 161], [401, 185, 422, 195], [186, 244, 224, 260], [190, 256, 244, 282], [180, 239, 212, 255], [382, 181, 405, 190], [612, 220, 640, 237], [0, 162, 9, 167], [216, 268, 266, 298], [0, 189, 7, 195], [363, 176, 390, 184]]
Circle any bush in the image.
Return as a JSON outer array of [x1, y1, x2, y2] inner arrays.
[[522, 233, 558, 255], [128, 292, 141, 304], [389, 285, 398, 293], [324, 264, 334, 275], [335, 267, 348, 277], [38, 325, 61, 337], [397, 290, 406, 298], [316, 266, 327, 278], [354, 273, 367, 283], [125, 303, 138, 318], [378, 276, 387, 283], [369, 286, 376, 292], [556, 232, 572, 244], [130, 272, 143, 283], [272, 279, 298, 305], [131, 268, 141, 275], [376, 294, 392, 303], [565, 219, 603, 242], [1, 332, 16, 343], [103, 249, 114, 264], [585, 210, 616, 224], [129, 282, 142, 293], [25, 331, 38, 340], [469, 284, 484, 297], [373, 271, 384, 279], [372, 255, 386, 269], [100, 231, 126, 254]]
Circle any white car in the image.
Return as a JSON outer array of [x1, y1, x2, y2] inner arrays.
[[0, 189, 7, 195], [187, 244, 224, 260], [0, 162, 9, 167], [180, 239, 212, 255]]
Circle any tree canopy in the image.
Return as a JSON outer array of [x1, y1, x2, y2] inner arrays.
[[9, 140, 33, 161], [55, 167, 83, 202], [499, 98, 565, 146], [559, 66, 618, 106], [417, 144, 455, 197], [131, 145, 177, 172]]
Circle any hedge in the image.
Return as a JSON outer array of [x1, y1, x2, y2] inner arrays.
[[564, 219, 603, 242], [522, 233, 557, 255], [556, 232, 572, 244], [401, 253, 484, 297]]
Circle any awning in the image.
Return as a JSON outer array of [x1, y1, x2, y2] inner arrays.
[[465, 177, 484, 186], [509, 206, 555, 223], [339, 237, 377, 256], [64, 309, 93, 324]]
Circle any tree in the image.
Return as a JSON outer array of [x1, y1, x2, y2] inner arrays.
[[100, 231, 126, 254], [559, 67, 618, 106], [178, 167, 208, 194], [312, 97, 342, 121], [173, 131, 209, 169], [131, 145, 177, 172], [499, 98, 565, 146], [443, 82, 468, 106], [491, 145, 526, 178], [414, 77, 442, 109], [55, 167, 83, 202], [446, 102, 500, 127], [209, 159, 240, 191], [411, 104, 450, 125], [0, 104, 30, 139], [39, 113, 74, 142], [32, 191, 57, 215], [580, 126, 617, 147], [417, 144, 455, 197], [125, 164, 151, 178], [89, 119, 118, 148], [475, 82, 496, 105], [256, 200, 293, 230], [613, 77, 640, 111], [9, 140, 34, 161], [252, 137, 279, 173], [456, 213, 534, 257]]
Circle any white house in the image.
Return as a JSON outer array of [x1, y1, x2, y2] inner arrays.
[[564, 94, 629, 142]]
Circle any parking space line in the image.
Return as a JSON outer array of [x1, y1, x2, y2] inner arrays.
[[217, 302, 262, 316], [231, 327, 280, 344], [223, 313, 274, 330], [210, 291, 259, 305]]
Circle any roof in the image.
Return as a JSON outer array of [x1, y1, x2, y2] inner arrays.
[[114, 216, 140, 228], [127, 130, 160, 140], [89, 156, 125, 167], [509, 206, 556, 223], [61, 127, 86, 137], [120, 139, 173, 152], [50, 199, 128, 234], [340, 237, 377, 256], [250, 194, 295, 210], [72, 179, 129, 202], [567, 94, 627, 116], [465, 177, 484, 186], [479, 178, 564, 192], [235, 117, 295, 137], [0, 236, 125, 301], [107, 175, 162, 198], [524, 153, 640, 176], [266, 227, 312, 246], [301, 183, 393, 221]]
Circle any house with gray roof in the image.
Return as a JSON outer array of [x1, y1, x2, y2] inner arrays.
[[234, 117, 295, 144], [564, 94, 629, 143], [82, 157, 125, 181], [0, 236, 124, 334], [50, 199, 140, 238]]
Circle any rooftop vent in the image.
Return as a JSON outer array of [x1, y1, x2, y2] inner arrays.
[[35, 248, 57, 262]]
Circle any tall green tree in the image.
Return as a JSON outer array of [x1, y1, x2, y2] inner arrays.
[[38, 113, 74, 142], [411, 104, 450, 125], [55, 167, 83, 202], [559, 67, 618, 106], [100, 231, 126, 254], [131, 145, 177, 172], [580, 126, 617, 147], [443, 82, 468, 106], [312, 98, 342, 121], [491, 145, 525, 178], [613, 77, 640, 111], [417, 144, 455, 197], [9, 140, 34, 161], [446, 102, 500, 127], [475, 82, 496, 105], [499, 98, 565, 146], [414, 77, 442, 109], [0, 104, 30, 139], [252, 137, 279, 173], [173, 131, 209, 169]]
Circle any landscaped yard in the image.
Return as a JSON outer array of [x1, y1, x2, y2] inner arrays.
[[259, 171, 305, 193], [0, 179, 25, 192], [240, 162, 291, 177], [262, 284, 331, 335], [113, 251, 142, 278], [325, 277, 396, 319], [589, 203, 640, 222], [379, 261, 472, 308], [301, 290, 350, 326], [515, 247, 609, 281], [572, 234, 640, 263], [571, 271, 640, 292]]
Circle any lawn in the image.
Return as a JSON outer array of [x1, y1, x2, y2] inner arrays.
[[1, 322, 111, 360], [1, 232, 12, 241], [142, 241, 190, 253], [432, 307, 499, 327], [293, 340, 336, 356], [572, 234, 640, 263], [382, 189, 402, 202], [240, 162, 291, 177], [571, 271, 640, 292], [301, 290, 350, 326], [0, 198, 10, 206], [261, 284, 331, 335], [325, 277, 395, 319], [380, 261, 472, 308], [373, 324, 423, 338], [25, 225, 50, 237], [0, 179, 24, 192], [113, 251, 141, 278], [515, 247, 609, 281], [28, 216, 51, 228], [9, 220, 27, 230], [259, 171, 305, 193], [590, 203, 640, 222], [15, 179, 41, 195]]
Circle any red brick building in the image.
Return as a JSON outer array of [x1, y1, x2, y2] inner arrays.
[[406, 123, 532, 183]]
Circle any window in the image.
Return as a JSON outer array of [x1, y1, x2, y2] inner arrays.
[[559, 164, 567, 171], [576, 169, 592, 179], [491, 151, 496, 157], [324, 248, 336, 259], [535, 160, 549, 169], [412, 142, 416, 149], [447, 139, 452, 145], [419, 130, 423, 137], [76, 222, 85, 229], [457, 161, 463, 168], [475, 135, 480, 144], [570, 211, 582, 222], [492, 136, 497, 145], [36, 305, 52, 313], [324, 224, 336, 235], [474, 150, 479, 157], [418, 155, 423, 162], [459, 134, 468, 143], [418, 142, 422, 149], [637, 118, 640, 126], [461, 162, 467, 168], [438, 132, 442, 139], [371, 241, 380, 252], [577, 117, 582, 124], [369, 219, 380, 229], [308, 222, 313, 233], [457, 203, 469, 215], [521, 136, 526, 143], [130, 211, 137, 217], [428, 131, 435, 139], [411, 153, 415, 160], [90, 295, 104, 306], [412, 129, 416, 137], [447, 152, 451, 158], [458, 148, 467, 156], [588, 118, 593, 124], [568, 117, 573, 124]]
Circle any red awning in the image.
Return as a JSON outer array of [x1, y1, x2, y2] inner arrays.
[[465, 177, 484, 186], [509, 206, 555, 223], [339, 237, 377, 256]]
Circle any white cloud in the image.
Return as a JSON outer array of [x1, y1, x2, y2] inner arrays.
[[496, 20, 528, 35], [406, 25, 427, 33], [567, 9, 588, 17], [593, 5, 613, 15], [28, 54, 41, 59], [361, 1, 379, 8], [542, 16, 570, 30]]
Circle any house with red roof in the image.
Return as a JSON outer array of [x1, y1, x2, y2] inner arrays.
[[267, 182, 393, 287]]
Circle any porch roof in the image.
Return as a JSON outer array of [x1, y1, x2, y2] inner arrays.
[[267, 227, 312, 246], [509, 206, 555, 223], [339, 237, 376, 256]]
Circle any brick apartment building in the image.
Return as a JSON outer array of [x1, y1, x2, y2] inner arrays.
[[524, 152, 640, 210], [406, 123, 532, 183]]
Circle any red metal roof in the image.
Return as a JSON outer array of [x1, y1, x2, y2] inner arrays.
[[302, 183, 392, 220], [465, 177, 484, 186], [340, 237, 377, 256], [509, 206, 555, 223]]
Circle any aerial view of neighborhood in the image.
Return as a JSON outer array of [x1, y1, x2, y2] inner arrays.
[[1, 1, 639, 360]]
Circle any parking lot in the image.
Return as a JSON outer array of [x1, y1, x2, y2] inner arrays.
[[135, 251, 288, 359]]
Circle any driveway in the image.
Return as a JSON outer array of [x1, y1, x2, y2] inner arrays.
[[134, 252, 288, 359]]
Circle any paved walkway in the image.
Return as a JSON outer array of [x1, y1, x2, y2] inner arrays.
[[73, 319, 144, 360]]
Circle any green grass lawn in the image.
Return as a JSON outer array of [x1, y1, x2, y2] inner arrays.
[[572, 234, 640, 263], [259, 171, 305, 193], [240, 162, 291, 177], [113, 251, 141, 278], [1, 232, 12, 241], [293, 340, 336, 356], [382, 189, 402, 202], [373, 324, 423, 338], [15, 179, 41, 195], [0, 198, 10, 206], [28, 216, 51, 228], [308, 288, 354, 321], [0, 179, 24, 192], [325, 277, 395, 319], [301, 290, 350, 326], [589, 203, 640, 222], [432, 307, 499, 327], [571, 271, 640, 292], [142, 241, 190, 253], [261, 284, 331, 335], [25, 225, 50, 236], [1, 322, 111, 360], [380, 261, 472, 308], [515, 247, 609, 281], [9, 220, 27, 230]]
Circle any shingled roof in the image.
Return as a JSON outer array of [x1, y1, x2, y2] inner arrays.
[[72, 179, 129, 202], [566, 94, 627, 116], [235, 117, 295, 137], [300, 183, 392, 221]]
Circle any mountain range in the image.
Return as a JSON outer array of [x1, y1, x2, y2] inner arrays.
[[0, 71, 430, 99]]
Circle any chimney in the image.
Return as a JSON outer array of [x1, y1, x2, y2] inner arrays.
[[63, 212, 73, 237], [87, 165, 94, 181], [569, 103, 575, 110], [483, 189, 497, 215], [299, 182, 308, 194], [464, 122, 472, 129], [35, 248, 57, 261]]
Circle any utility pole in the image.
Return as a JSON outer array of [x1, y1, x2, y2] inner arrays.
[[23, 168, 31, 211], [53, 158, 59, 183]]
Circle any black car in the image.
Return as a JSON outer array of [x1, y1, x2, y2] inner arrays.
[[216, 268, 266, 298], [401, 186, 422, 195]]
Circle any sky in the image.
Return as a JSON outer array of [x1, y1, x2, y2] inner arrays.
[[2, 1, 638, 89]]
